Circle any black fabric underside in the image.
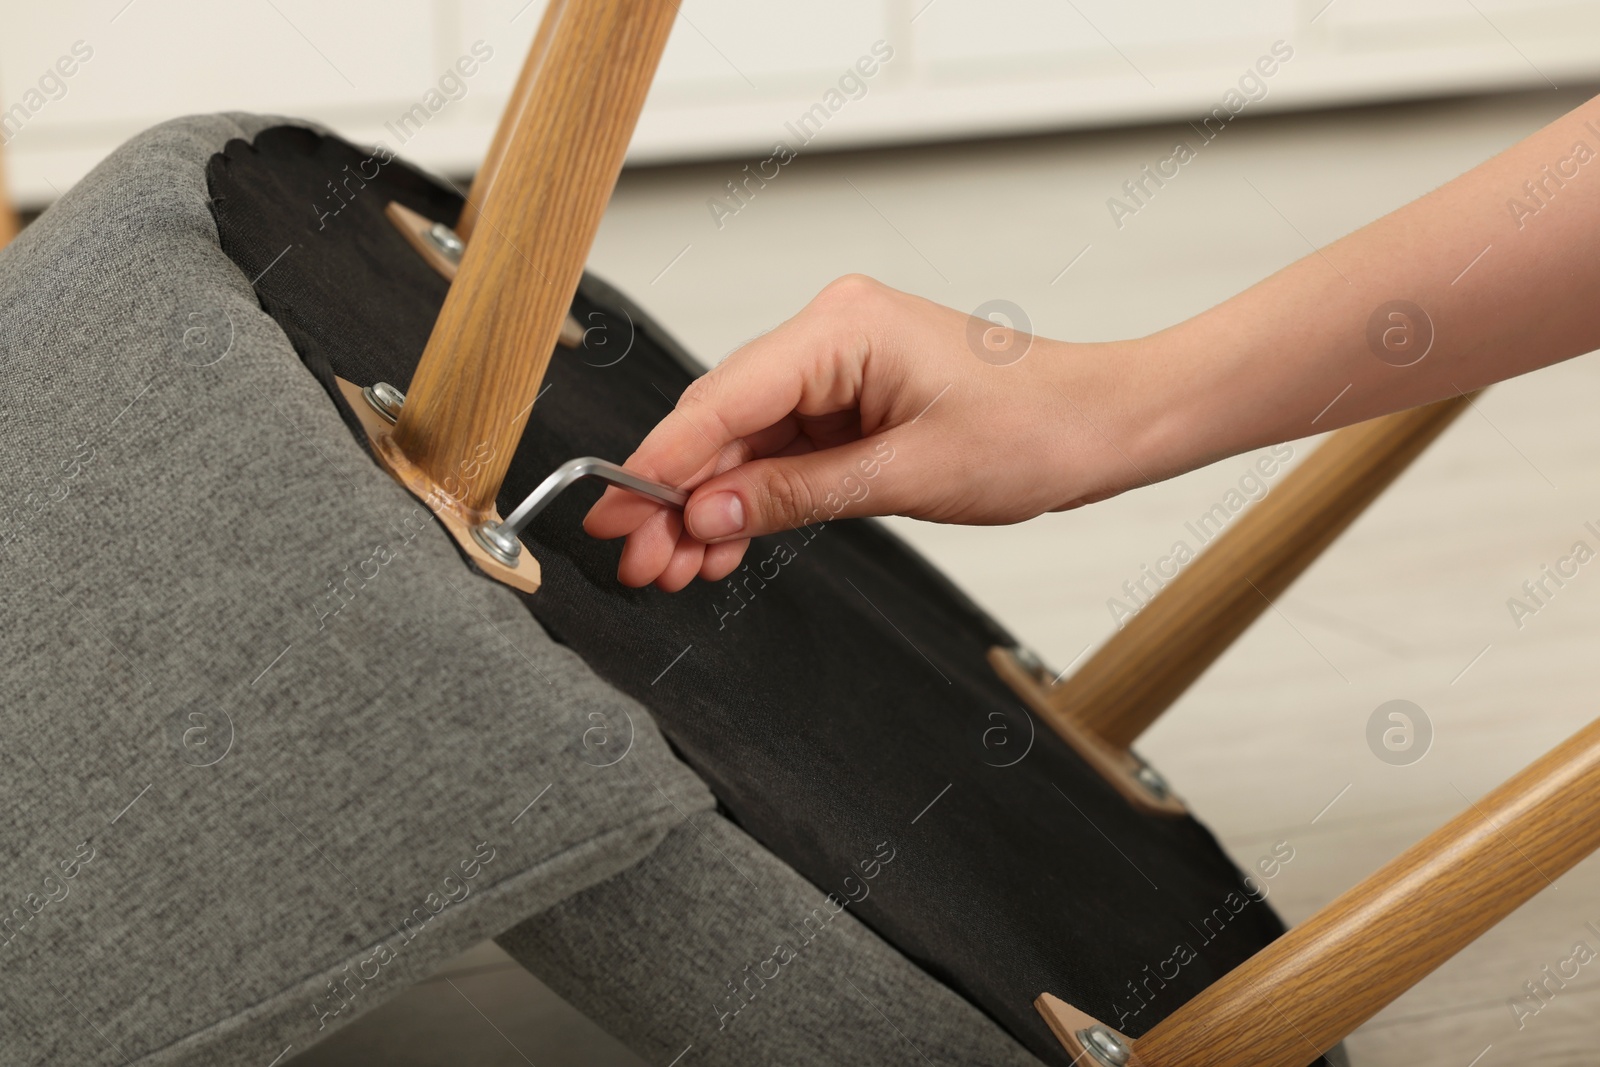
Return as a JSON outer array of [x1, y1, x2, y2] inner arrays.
[[206, 125, 1329, 1067]]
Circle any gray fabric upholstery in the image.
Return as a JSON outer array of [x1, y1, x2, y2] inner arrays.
[[0, 114, 712, 1065], [0, 112, 1046, 1066], [497, 813, 1041, 1067]]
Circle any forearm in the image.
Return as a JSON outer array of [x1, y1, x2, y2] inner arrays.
[[590, 94, 1600, 584], [1135, 91, 1600, 476]]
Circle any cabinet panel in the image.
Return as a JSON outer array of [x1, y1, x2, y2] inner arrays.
[[0, 0, 435, 137], [5, 0, 1600, 206], [654, 0, 890, 94]]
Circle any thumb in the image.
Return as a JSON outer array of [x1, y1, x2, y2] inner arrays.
[[683, 437, 901, 542]]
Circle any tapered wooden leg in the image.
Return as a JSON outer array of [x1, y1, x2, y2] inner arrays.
[[990, 646, 1188, 816], [0, 143, 21, 246], [377, 0, 676, 523], [1039, 715, 1600, 1067], [1042, 396, 1471, 751], [384, 199, 585, 345], [455, 0, 566, 243]]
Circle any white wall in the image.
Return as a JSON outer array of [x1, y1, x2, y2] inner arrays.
[[3, 0, 1599, 206]]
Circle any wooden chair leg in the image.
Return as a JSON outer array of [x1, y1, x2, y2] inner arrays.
[[1005, 395, 1471, 757], [386, 3, 581, 336], [455, 0, 567, 244], [347, 0, 675, 591], [1038, 714, 1600, 1067], [0, 143, 21, 246]]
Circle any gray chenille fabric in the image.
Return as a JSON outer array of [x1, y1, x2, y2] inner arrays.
[[0, 114, 1042, 1066], [0, 113, 709, 1064], [497, 816, 1044, 1067]]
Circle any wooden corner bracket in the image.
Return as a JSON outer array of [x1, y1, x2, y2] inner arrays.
[[989, 646, 1186, 818], [1036, 994, 1142, 1066], [994, 397, 1475, 817], [385, 201, 583, 348], [336, 376, 541, 594], [1037, 716, 1600, 1067], [350, 0, 676, 596]]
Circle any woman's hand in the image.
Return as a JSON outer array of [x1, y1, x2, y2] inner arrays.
[[593, 92, 1600, 592], [583, 274, 1169, 590]]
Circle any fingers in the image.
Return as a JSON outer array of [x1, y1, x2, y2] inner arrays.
[[602, 431, 899, 585], [584, 416, 802, 541], [584, 274, 904, 589], [699, 539, 748, 581], [585, 482, 683, 542], [624, 276, 881, 489], [610, 520, 749, 589], [614, 506, 684, 587], [683, 436, 901, 542], [653, 537, 706, 593]]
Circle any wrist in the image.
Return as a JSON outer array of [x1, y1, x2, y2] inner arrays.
[[1117, 321, 1247, 487], [1032, 333, 1194, 503]]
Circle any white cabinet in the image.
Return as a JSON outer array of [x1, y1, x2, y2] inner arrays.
[[3, 0, 1600, 206]]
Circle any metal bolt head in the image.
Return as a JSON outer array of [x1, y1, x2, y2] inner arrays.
[[471, 521, 523, 567], [362, 381, 406, 424], [426, 222, 464, 261], [1078, 1025, 1131, 1066], [1134, 761, 1170, 801], [1012, 645, 1053, 684]]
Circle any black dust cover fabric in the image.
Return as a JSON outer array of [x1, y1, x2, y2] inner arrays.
[[207, 126, 1330, 1067]]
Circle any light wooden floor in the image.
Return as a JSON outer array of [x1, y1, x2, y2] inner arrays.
[[303, 86, 1600, 1066]]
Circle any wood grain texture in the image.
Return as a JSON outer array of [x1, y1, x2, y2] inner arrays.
[[1035, 993, 1136, 1063], [989, 646, 1188, 817], [392, 0, 677, 521], [0, 144, 19, 246], [386, 200, 464, 279], [455, 0, 566, 243], [1129, 715, 1600, 1067], [385, 200, 586, 345], [1054, 396, 1472, 749], [336, 377, 541, 593]]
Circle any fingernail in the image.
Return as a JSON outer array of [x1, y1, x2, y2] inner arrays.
[[690, 492, 745, 540]]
